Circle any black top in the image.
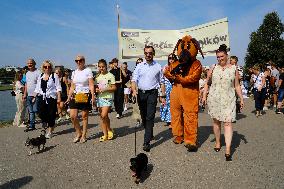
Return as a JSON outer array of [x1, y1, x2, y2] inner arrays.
[[110, 68, 121, 82], [122, 70, 132, 88], [60, 77, 67, 97], [41, 79, 48, 93]]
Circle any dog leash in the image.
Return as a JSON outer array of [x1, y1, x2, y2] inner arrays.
[[132, 96, 140, 156]]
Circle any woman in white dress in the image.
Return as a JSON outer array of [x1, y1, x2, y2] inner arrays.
[[202, 44, 244, 161]]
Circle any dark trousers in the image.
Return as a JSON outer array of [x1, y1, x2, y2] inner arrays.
[[254, 88, 266, 111], [137, 89, 158, 145], [38, 96, 57, 128], [114, 86, 124, 115]]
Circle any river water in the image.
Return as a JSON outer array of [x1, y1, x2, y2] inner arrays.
[[0, 90, 17, 121]]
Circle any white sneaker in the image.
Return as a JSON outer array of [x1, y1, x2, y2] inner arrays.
[[116, 114, 120, 118], [65, 114, 70, 120], [67, 108, 70, 113], [124, 106, 128, 111], [45, 132, 53, 139], [56, 117, 63, 124], [18, 123, 26, 128], [263, 106, 268, 111]]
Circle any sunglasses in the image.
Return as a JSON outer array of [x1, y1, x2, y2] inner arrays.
[[144, 52, 153, 55], [75, 59, 84, 63], [43, 65, 51, 69]]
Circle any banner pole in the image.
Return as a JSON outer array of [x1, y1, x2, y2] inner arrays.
[[116, 4, 121, 61]]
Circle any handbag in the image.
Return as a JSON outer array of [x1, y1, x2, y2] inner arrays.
[[125, 80, 131, 88], [207, 64, 216, 86], [74, 93, 89, 103]]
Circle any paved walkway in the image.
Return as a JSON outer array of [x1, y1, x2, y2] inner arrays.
[[0, 98, 283, 189]]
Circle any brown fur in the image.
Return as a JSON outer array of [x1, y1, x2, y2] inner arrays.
[[164, 35, 202, 148]]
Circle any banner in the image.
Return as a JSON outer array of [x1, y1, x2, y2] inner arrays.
[[118, 17, 229, 61]]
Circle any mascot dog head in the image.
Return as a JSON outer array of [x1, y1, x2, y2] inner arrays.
[[171, 35, 204, 76]]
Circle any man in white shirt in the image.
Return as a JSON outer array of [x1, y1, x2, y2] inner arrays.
[[270, 61, 279, 109], [132, 46, 165, 152], [23, 58, 41, 132]]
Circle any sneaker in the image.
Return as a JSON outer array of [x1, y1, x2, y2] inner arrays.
[[65, 114, 70, 120], [116, 114, 122, 119], [18, 123, 26, 128], [45, 132, 53, 139], [273, 105, 277, 111], [263, 106, 268, 111], [276, 109, 283, 114], [56, 117, 64, 124], [124, 106, 128, 111]]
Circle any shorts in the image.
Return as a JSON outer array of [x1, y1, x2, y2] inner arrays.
[[278, 89, 284, 102], [69, 94, 92, 110], [97, 98, 113, 107], [124, 88, 131, 95]]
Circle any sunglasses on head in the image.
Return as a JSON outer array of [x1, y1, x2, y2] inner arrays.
[[75, 59, 84, 63], [43, 65, 51, 69]]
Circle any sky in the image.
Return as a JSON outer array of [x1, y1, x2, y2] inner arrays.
[[0, 0, 283, 71]]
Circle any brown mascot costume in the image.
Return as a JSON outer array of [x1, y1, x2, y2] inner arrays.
[[164, 35, 203, 152]]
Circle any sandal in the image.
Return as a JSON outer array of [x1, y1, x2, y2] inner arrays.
[[73, 135, 81, 143], [80, 137, 87, 143], [108, 130, 114, 140], [99, 135, 108, 142]]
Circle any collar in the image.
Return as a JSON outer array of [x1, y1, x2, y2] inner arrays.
[[143, 60, 156, 66]]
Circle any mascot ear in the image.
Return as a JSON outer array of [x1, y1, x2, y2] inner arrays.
[[173, 39, 182, 55], [191, 38, 204, 59]]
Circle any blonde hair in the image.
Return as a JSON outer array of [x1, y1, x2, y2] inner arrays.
[[252, 64, 260, 71], [14, 71, 23, 81], [40, 60, 54, 72]]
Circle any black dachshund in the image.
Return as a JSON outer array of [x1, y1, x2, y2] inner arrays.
[[130, 153, 148, 184]]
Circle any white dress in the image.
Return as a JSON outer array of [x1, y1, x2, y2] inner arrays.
[[207, 64, 237, 122]]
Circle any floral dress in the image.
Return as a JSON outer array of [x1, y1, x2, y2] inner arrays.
[[207, 64, 237, 122], [160, 78, 172, 123]]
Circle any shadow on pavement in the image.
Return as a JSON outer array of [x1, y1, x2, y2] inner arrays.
[[0, 176, 33, 189], [115, 125, 144, 138], [210, 131, 248, 155], [54, 124, 98, 136], [122, 111, 132, 118], [151, 129, 172, 149], [38, 145, 57, 154], [236, 113, 247, 120], [231, 131, 248, 155], [139, 163, 154, 183], [198, 126, 213, 147]]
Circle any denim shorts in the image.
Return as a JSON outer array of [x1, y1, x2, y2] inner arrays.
[[97, 98, 113, 107], [278, 88, 284, 102]]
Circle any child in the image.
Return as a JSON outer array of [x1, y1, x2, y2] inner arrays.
[[95, 59, 116, 142]]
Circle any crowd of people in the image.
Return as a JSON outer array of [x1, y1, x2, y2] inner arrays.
[[11, 42, 284, 161]]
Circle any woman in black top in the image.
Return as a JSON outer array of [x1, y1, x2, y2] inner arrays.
[[55, 68, 69, 123]]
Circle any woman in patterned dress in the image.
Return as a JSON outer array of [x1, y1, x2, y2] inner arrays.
[[202, 44, 244, 161], [160, 53, 177, 128]]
